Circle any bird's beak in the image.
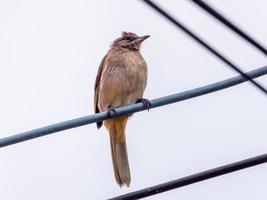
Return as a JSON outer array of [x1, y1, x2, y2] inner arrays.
[[136, 35, 150, 43]]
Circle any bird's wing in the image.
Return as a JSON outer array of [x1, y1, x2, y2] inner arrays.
[[94, 55, 107, 129]]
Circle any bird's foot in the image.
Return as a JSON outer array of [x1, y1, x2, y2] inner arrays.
[[136, 98, 152, 111], [106, 106, 116, 117]]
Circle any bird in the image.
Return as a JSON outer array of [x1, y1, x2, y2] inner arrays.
[[94, 31, 150, 187]]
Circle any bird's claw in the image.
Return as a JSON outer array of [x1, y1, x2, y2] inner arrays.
[[106, 106, 116, 117], [137, 98, 152, 111]]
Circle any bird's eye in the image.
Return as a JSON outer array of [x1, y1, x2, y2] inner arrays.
[[125, 36, 133, 41]]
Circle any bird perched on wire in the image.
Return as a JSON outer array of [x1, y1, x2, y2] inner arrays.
[[94, 31, 150, 187]]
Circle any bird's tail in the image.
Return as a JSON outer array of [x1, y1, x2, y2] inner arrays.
[[105, 116, 131, 187]]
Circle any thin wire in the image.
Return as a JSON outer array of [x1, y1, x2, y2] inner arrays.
[[108, 154, 267, 200], [0, 65, 267, 148], [141, 0, 267, 95], [189, 0, 267, 56]]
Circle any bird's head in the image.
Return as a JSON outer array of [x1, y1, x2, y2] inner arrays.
[[112, 31, 150, 51]]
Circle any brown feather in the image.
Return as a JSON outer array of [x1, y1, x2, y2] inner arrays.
[[106, 116, 131, 187], [94, 55, 107, 129]]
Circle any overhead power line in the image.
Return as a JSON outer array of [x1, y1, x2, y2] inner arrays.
[[141, 0, 267, 95], [109, 154, 267, 200], [189, 0, 267, 56], [0, 65, 267, 148]]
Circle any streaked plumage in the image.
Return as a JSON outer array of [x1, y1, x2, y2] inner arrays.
[[94, 32, 150, 186]]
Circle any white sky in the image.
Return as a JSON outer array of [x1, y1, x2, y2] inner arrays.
[[0, 0, 266, 199]]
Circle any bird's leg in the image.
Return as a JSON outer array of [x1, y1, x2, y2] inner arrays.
[[106, 106, 117, 117], [136, 98, 152, 111]]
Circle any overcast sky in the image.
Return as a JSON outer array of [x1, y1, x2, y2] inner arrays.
[[0, 0, 266, 199]]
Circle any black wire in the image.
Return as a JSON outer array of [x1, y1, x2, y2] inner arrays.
[[108, 154, 267, 200], [141, 0, 267, 95], [1, 65, 267, 148], [190, 0, 267, 56]]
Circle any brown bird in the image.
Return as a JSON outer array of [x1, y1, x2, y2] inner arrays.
[[94, 31, 150, 187]]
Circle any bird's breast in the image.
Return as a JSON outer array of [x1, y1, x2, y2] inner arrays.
[[124, 52, 147, 71], [123, 52, 147, 88], [98, 50, 148, 109]]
